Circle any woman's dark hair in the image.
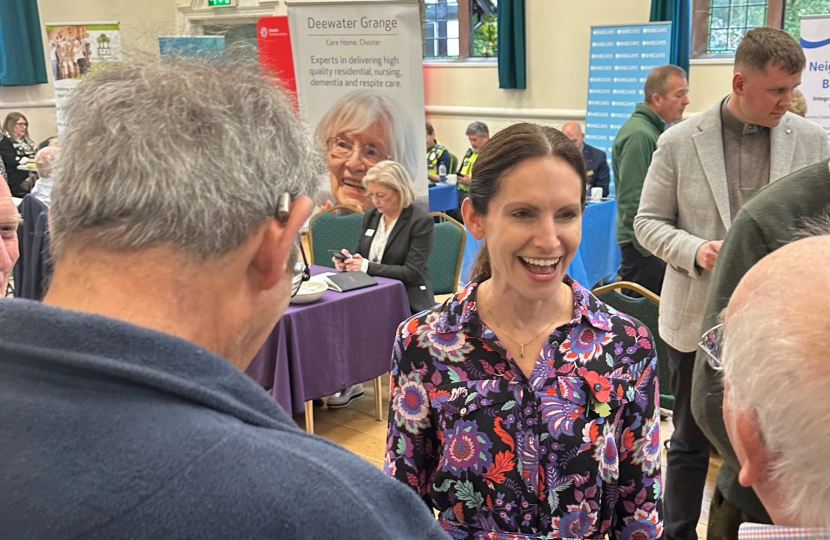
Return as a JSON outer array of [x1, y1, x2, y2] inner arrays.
[[469, 122, 588, 282]]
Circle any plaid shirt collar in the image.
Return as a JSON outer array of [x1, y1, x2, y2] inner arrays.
[[739, 523, 830, 540]]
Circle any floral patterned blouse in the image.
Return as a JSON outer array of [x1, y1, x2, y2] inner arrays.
[[384, 278, 662, 540]]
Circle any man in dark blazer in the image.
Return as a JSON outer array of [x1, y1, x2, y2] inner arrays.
[[562, 121, 610, 197], [352, 202, 435, 314]]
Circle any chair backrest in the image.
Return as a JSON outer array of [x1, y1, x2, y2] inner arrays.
[[428, 212, 466, 294], [307, 205, 364, 268], [448, 152, 459, 174], [591, 281, 674, 411]]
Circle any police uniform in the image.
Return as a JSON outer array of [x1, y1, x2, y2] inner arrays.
[[426, 141, 451, 181]]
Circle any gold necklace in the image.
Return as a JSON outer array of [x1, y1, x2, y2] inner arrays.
[[482, 285, 567, 358]]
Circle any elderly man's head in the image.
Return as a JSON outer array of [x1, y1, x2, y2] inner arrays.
[[35, 146, 58, 179], [0, 181, 20, 293], [721, 235, 829, 528], [46, 58, 319, 368], [561, 122, 584, 151]]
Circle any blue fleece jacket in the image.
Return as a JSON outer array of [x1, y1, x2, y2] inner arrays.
[[0, 299, 449, 540]]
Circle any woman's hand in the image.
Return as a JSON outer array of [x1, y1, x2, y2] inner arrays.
[[343, 252, 364, 272], [332, 249, 351, 271]]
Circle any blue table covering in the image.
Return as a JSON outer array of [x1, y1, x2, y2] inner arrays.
[[459, 199, 621, 290], [428, 182, 457, 213]]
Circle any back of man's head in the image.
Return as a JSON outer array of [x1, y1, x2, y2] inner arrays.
[[51, 57, 320, 262], [722, 234, 829, 528], [643, 65, 687, 104], [734, 26, 805, 75], [35, 146, 58, 179]]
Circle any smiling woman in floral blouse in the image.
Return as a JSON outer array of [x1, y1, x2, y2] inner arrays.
[[384, 122, 662, 540]]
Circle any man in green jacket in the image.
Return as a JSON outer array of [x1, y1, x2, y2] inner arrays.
[[692, 159, 830, 539], [612, 65, 689, 295]]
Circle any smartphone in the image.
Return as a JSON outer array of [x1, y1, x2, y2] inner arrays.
[[329, 249, 349, 261]]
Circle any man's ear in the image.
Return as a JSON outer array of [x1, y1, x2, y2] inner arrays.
[[734, 408, 770, 488], [732, 72, 746, 97], [461, 197, 485, 241], [251, 196, 313, 291]]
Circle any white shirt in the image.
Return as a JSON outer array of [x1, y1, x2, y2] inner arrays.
[[361, 215, 398, 272]]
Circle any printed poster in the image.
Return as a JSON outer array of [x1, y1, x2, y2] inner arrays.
[[800, 15, 830, 139], [286, 0, 427, 210], [45, 22, 122, 135]]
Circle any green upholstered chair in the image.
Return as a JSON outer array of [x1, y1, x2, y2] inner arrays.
[[428, 212, 466, 295], [307, 205, 364, 268], [591, 281, 674, 415], [448, 152, 459, 175]]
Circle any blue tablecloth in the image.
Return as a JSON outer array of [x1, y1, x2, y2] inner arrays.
[[459, 199, 621, 290], [428, 182, 457, 213]]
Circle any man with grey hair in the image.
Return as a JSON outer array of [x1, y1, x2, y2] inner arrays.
[[30, 145, 57, 206], [0, 180, 20, 293], [713, 235, 829, 535], [0, 59, 449, 539], [454, 121, 489, 221], [692, 159, 830, 539]]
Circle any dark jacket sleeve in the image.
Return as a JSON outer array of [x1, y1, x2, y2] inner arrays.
[[691, 211, 770, 475], [0, 137, 19, 171], [592, 149, 611, 197], [366, 209, 434, 287], [616, 131, 657, 256]]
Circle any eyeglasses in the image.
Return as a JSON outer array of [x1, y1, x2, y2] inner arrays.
[[698, 323, 724, 371], [276, 192, 310, 297], [326, 137, 390, 166], [15, 122, 28, 127]]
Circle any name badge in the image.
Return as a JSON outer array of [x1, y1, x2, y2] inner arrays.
[[365, 229, 375, 237], [420, 285, 427, 290]]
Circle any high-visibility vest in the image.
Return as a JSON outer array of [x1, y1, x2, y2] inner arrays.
[[427, 142, 448, 175], [457, 149, 478, 191]]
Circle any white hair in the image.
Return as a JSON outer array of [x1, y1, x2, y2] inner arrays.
[[362, 160, 415, 209], [35, 146, 58, 179], [722, 234, 830, 528], [50, 56, 321, 261], [314, 90, 419, 186]]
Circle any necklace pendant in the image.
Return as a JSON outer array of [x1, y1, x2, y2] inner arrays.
[[520, 344, 524, 358]]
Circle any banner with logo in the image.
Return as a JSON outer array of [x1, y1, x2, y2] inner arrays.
[[584, 22, 672, 191], [159, 36, 225, 59], [258, 16, 298, 102], [44, 22, 122, 135], [286, 0, 427, 210], [800, 15, 830, 139]]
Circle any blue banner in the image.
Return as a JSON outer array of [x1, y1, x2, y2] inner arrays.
[[159, 36, 225, 59], [584, 22, 672, 194]]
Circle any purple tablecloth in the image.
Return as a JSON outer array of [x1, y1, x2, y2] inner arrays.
[[246, 265, 410, 415]]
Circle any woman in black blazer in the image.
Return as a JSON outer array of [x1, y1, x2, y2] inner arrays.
[[333, 160, 435, 315], [329, 160, 434, 408]]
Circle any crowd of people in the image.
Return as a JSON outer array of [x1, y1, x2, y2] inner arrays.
[[0, 23, 827, 540]]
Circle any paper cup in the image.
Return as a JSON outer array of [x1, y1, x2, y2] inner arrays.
[[446, 174, 457, 185], [590, 187, 603, 202]]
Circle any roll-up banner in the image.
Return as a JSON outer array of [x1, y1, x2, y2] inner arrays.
[[286, 0, 427, 210], [44, 22, 122, 135], [159, 36, 225, 59], [800, 15, 830, 140], [584, 22, 672, 192]]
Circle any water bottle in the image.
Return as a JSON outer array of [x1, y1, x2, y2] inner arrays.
[[438, 163, 447, 182]]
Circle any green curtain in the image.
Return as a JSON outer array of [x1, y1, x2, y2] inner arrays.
[[0, 0, 48, 86], [497, 0, 526, 89], [650, 0, 691, 76]]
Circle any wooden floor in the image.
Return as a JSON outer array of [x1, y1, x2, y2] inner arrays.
[[301, 376, 722, 540]]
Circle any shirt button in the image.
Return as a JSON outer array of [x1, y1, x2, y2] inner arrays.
[[461, 407, 467, 415], [594, 383, 602, 391]]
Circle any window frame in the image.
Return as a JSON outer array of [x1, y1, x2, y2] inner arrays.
[[692, 0, 785, 58], [422, 0, 499, 64]]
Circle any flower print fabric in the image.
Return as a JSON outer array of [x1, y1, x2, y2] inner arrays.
[[384, 277, 662, 540]]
